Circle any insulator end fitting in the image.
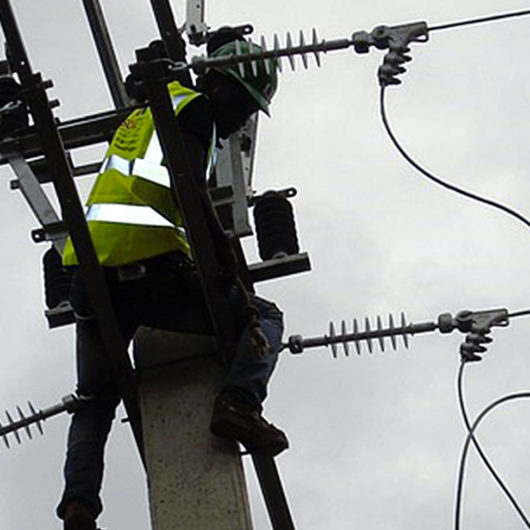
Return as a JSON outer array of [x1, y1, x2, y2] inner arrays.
[[288, 335, 304, 354], [437, 313, 455, 334]]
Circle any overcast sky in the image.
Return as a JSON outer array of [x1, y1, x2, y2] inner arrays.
[[1, 1, 530, 529]]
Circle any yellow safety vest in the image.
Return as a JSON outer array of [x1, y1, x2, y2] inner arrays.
[[63, 81, 216, 267]]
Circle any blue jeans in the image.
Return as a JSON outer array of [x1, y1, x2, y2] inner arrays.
[[57, 252, 284, 518]]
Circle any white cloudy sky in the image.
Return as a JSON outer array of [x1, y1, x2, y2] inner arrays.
[[2, 1, 530, 529]]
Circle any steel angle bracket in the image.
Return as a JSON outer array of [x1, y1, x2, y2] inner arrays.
[[7, 154, 67, 250], [0, 0, 145, 465], [137, 51, 237, 357]]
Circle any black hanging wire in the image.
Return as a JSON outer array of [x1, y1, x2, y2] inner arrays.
[[454, 362, 530, 530], [379, 87, 530, 232], [430, 9, 530, 33]]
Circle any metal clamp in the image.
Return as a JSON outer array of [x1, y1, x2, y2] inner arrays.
[[352, 22, 429, 86]]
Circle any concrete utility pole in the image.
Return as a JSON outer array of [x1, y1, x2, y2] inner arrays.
[[135, 328, 253, 530]]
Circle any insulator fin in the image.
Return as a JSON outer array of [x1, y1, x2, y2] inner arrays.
[[299, 31, 308, 69], [389, 314, 397, 350], [329, 321, 337, 358], [235, 40, 245, 78], [16, 405, 32, 440], [27, 401, 44, 435], [312, 28, 322, 66], [353, 319, 361, 354], [401, 312, 409, 348], [286, 32, 296, 71], [377, 315, 384, 351], [341, 320, 349, 356], [365, 317, 373, 353], [248, 39, 258, 77], [273, 34, 282, 72], [5, 410, 21, 444], [260, 35, 271, 75]]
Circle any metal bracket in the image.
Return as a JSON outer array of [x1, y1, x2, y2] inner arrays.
[[31, 221, 68, 244], [7, 154, 67, 251], [215, 120, 259, 237], [185, 0, 208, 45]]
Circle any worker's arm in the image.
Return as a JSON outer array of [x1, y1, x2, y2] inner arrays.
[[176, 96, 238, 275], [182, 131, 237, 275]]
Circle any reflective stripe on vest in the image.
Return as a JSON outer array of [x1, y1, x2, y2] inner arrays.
[[86, 203, 186, 233], [103, 154, 171, 188]]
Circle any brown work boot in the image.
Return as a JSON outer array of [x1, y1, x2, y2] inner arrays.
[[210, 397, 289, 456], [63, 500, 97, 530]]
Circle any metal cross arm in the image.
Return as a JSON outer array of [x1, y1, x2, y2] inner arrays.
[[0, 106, 136, 164], [137, 50, 237, 355]]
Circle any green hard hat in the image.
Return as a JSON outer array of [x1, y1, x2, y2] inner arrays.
[[210, 40, 278, 116]]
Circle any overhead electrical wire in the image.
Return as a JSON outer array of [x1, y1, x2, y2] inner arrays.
[[454, 362, 530, 530], [430, 8, 530, 33], [508, 309, 530, 319], [379, 87, 530, 233]]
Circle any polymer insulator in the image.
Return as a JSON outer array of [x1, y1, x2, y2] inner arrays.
[[253, 191, 299, 261]]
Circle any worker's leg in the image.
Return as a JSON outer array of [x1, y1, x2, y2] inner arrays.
[[211, 293, 288, 455], [221, 295, 284, 408], [57, 270, 136, 521], [56, 316, 122, 520]]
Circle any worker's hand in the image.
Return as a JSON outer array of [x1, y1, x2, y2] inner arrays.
[[245, 302, 270, 356], [250, 325, 270, 357]]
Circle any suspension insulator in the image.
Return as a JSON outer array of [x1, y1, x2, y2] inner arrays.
[[43, 247, 72, 309], [253, 191, 299, 260]]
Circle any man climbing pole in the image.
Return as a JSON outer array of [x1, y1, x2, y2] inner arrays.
[[56, 29, 288, 530]]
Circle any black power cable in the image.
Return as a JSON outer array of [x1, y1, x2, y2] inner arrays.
[[455, 362, 530, 530], [379, 87, 530, 232], [508, 309, 530, 320], [430, 9, 530, 33]]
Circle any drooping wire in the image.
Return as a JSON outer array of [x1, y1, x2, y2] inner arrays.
[[379, 87, 530, 232], [430, 9, 530, 33], [454, 362, 530, 530]]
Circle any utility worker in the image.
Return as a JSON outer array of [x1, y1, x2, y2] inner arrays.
[[57, 30, 288, 530]]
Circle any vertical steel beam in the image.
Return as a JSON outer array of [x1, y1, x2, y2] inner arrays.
[[149, 0, 193, 87], [138, 54, 236, 353], [251, 454, 296, 530], [0, 0, 145, 464], [81, 0, 130, 109]]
